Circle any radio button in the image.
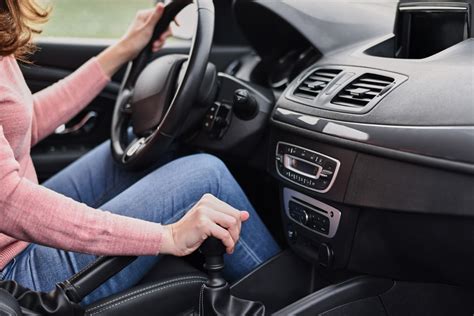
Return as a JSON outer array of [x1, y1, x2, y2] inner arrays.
[[323, 161, 337, 173], [293, 147, 303, 157], [321, 179, 330, 188], [299, 210, 309, 225], [317, 226, 328, 234]]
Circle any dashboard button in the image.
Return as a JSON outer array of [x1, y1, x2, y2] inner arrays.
[[321, 179, 330, 188], [323, 161, 337, 173], [317, 226, 328, 234], [299, 210, 309, 225]]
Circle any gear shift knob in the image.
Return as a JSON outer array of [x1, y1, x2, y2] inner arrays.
[[200, 236, 226, 257], [200, 237, 227, 288]]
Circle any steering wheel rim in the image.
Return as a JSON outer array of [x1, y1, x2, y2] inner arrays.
[[111, 0, 215, 170]]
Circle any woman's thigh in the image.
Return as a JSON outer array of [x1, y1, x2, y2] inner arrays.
[[42, 140, 171, 207], [42, 141, 140, 207], [9, 154, 280, 305]]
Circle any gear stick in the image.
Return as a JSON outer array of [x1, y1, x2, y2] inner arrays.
[[199, 237, 265, 316], [200, 236, 227, 288]]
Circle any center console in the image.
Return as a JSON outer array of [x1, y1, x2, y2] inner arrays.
[[267, 129, 360, 270]]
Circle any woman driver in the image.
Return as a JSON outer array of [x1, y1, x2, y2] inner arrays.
[[0, 1, 279, 304]]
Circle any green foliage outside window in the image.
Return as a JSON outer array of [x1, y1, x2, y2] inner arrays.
[[40, 0, 153, 39]]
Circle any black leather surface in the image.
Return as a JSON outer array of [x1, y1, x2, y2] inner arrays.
[[274, 277, 393, 316], [138, 255, 205, 284], [0, 289, 23, 316], [84, 255, 208, 315], [199, 284, 265, 316], [85, 274, 207, 316], [319, 296, 386, 316], [0, 281, 82, 316], [62, 256, 137, 303]]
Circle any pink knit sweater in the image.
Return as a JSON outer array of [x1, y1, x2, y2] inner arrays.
[[0, 55, 163, 270]]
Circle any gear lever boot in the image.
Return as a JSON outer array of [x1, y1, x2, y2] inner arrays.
[[198, 237, 265, 316]]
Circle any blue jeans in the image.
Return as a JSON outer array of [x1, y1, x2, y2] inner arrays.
[[1, 142, 280, 305]]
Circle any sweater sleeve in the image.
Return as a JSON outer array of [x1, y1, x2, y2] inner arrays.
[[0, 124, 163, 256], [31, 58, 110, 145]]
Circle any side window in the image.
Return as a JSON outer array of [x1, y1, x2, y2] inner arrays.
[[40, 0, 155, 40]]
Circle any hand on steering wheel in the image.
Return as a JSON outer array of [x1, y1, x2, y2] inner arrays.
[[96, 3, 172, 78], [120, 3, 172, 60], [160, 194, 250, 256]]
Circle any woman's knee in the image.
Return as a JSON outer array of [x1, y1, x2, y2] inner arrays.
[[190, 153, 228, 175], [172, 153, 231, 196]]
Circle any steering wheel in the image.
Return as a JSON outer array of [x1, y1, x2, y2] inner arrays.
[[111, 0, 215, 170]]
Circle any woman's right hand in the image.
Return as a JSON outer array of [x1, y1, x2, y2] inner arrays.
[[160, 194, 250, 256]]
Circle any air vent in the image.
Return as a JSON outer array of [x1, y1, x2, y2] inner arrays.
[[293, 68, 342, 100], [332, 73, 395, 108]]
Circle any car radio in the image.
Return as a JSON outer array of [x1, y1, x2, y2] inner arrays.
[[283, 188, 341, 238], [275, 142, 340, 193]]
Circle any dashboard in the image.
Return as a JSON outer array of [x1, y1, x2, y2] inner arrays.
[[231, 0, 474, 175], [221, 0, 474, 276]]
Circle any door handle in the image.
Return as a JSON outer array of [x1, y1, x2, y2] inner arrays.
[[55, 111, 98, 135]]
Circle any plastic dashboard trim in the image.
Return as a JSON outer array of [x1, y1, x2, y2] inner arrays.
[[271, 108, 474, 175]]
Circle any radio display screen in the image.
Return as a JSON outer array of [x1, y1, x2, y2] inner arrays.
[[288, 157, 319, 176]]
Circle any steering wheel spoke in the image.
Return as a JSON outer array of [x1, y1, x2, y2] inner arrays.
[[117, 88, 134, 115], [123, 136, 148, 162]]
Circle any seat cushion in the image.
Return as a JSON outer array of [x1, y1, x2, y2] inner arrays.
[[137, 256, 204, 285], [0, 288, 23, 316], [84, 257, 207, 316]]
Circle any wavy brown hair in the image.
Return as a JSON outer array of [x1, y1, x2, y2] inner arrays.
[[0, 0, 49, 61]]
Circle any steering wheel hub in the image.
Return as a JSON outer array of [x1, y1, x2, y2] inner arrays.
[[131, 54, 187, 136]]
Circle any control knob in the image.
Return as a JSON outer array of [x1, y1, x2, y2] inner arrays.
[[299, 210, 309, 225], [233, 89, 258, 120]]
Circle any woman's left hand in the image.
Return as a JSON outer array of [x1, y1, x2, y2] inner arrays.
[[119, 3, 172, 60], [97, 3, 172, 77]]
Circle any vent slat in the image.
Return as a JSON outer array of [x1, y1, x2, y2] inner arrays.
[[332, 73, 395, 108], [297, 87, 321, 94], [351, 82, 384, 91], [365, 91, 379, 96], [308, 75, 334, 82], [337, 95, 373, 102], [315, 71, 340, 78], [359, 78, 393, 85], [330, 101, 364, 108], [292, 68, 342, 100]]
